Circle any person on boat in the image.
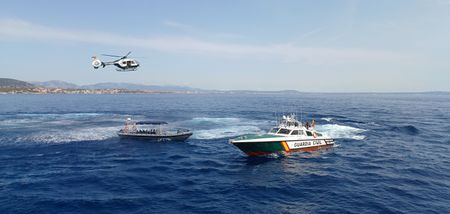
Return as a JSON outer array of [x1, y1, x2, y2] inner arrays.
[[305, 122, 310, 129], [311, 119, 316, 128]]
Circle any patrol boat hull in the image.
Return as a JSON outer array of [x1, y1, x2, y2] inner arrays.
[[118, 132, 192, 142], [231, 136, 334, 156]]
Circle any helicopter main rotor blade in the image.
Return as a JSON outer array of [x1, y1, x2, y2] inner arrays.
[[125, 51, 131, 57], [102, 54, 123, 57]]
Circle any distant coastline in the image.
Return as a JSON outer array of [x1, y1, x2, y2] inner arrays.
[[0, 87, 199, 95], [0, 78, 202, 95], [0, 78, 448, 95], [0, 78, 302, 95]]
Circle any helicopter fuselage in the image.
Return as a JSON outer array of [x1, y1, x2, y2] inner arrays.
[[113, 59, 139, 70]]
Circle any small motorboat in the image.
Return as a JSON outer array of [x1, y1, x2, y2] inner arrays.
[[229, 114, 334, 156], [117, 118, 192, 142]]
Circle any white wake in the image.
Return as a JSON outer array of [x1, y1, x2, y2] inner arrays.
[[316, 124, 366, 140], [181, 117, 268, 140]]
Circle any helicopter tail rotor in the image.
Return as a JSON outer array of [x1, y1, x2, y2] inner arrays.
[[92, 56, 103, 69]]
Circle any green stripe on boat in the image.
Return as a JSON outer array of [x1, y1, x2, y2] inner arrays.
[[233, 141, 284, 153]]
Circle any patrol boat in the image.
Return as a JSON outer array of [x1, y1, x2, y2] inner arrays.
[[229, 114, 334, 156], [117, 118, 192, 142]]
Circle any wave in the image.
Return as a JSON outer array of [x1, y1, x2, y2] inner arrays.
[[321, 117, 364, 124], [15, 112, 103, 117], [391, 125, 419, 135], [6, 126, 121, 144], [316, 124, 366, 140], [180, 117, 268, 140], [321, 117, 333, 122], [181, 117, 252, 128], [193, 125, 264, 140], [188, 117, 242, 124], [0, 112, 125, 129], [338, 119, 365, 124]]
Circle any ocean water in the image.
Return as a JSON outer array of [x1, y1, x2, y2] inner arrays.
[[0, 93, 449, 213]]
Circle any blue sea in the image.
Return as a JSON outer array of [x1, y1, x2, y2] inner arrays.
[[0, 93, 449, 213]]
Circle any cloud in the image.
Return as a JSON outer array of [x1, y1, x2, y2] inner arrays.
[[0, 18, 411, 63], [428, 0, 450, 5], [163, 20, 195, 32], [290, 27, 327, 45], [163, 20, 244, 39], [215, 32, 244, 39]]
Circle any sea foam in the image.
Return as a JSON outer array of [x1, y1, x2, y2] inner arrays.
[[316, 124, 366, 140]]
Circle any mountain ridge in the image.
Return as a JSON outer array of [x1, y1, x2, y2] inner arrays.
[[31, 80, 78, 89], [30, 80, 202, 91], [0, 78, 35, 88]]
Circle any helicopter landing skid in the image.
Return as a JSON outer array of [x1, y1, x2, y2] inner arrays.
[[116, 68, 137, 72]]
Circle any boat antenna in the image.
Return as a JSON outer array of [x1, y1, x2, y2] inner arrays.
[[274, 110, 278, 125], [300, 104, 303, 124], [274, 110, 277, 125], [277, 111, 279, 125]]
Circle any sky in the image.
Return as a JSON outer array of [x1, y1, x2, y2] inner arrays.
[[0, 0, 449, 92]]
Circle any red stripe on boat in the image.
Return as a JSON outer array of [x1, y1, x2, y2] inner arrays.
[[245, 144, 333, 156]]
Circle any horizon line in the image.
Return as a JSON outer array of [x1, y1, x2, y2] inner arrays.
[[8, 78, 450, 94]]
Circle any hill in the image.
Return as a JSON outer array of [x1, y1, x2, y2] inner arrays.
[[0, 78, 35, 88], [81, 82, 201, 91], [31, 80, 78, 89], [27, 80, 201, 91]]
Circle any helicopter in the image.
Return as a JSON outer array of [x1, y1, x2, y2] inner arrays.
[[92, 51, 139, 72]]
